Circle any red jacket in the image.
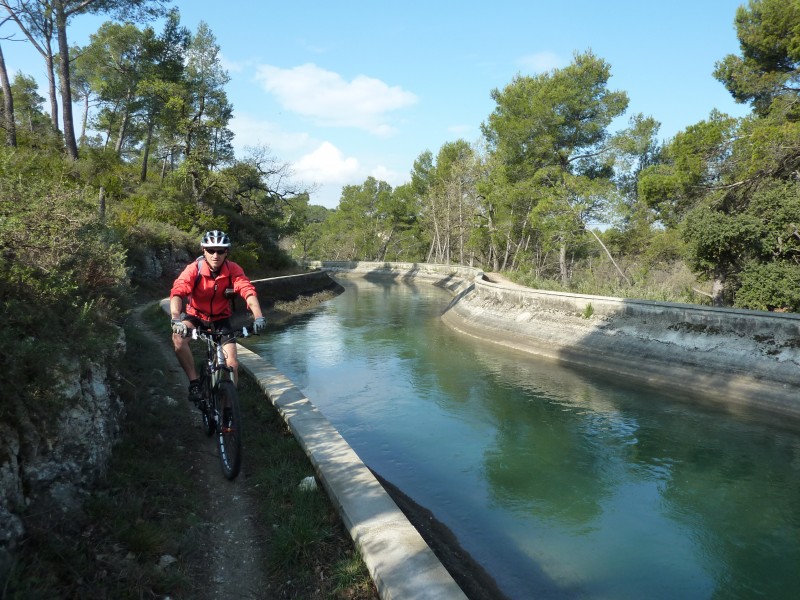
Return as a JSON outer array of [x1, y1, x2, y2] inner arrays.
[[170, 258, 257, 321]]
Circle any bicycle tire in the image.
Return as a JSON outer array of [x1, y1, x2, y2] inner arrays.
[[215, 380, 243, 480], [199, 370, 215, 436]]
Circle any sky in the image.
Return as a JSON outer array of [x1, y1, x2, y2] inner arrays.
[[4, 0, 753, 208]]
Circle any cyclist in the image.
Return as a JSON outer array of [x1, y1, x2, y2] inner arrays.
[[169, 230, 266, 403]]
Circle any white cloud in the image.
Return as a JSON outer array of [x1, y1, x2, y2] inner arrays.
[[370, 165, 406, 188], [517, 51, 565, 73], [447, 124, 474, 136], [292, 141, 361, 185], [254, 63, 418, 135], [219, 51, 244, 73], [229, 113, 312, 154]]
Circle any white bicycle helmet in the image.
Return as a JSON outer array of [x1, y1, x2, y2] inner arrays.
[[200, 230, 231, 248]]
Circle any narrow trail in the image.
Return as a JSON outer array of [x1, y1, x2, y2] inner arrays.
[[132, 304, 269, 599]]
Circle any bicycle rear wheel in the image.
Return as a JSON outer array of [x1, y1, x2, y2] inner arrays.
[[215, 380, 242, 480]]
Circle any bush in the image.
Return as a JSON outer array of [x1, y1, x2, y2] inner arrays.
[[734, 261, 800, 311], [0, 177, 129, 422]]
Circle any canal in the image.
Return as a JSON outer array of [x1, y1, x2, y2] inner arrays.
[[248, 276, 800, 599]]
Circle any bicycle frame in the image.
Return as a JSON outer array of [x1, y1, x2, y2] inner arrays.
[[190, 325, 250, 479], [192, 325, 250, 386]]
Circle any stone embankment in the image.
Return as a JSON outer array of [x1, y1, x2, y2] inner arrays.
[[0, 334, 125, 577], [308, 261, 800, 423]]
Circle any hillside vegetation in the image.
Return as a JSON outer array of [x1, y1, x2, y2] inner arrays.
[[1, 0, 799, 590]]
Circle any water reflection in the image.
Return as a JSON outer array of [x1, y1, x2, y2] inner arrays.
[[249, 278, 800, 599]]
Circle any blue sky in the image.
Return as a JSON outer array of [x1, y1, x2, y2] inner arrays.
[[4, 0, 751, 208]]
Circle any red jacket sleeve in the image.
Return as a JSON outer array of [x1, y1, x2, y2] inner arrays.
[[227, 262, 257, 299], [170, 261, 199, 299]]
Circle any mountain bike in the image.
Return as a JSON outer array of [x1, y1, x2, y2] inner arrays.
[[192, 325, 249, 480]]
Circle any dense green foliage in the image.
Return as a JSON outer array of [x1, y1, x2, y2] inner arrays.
[[0, 8, 305, 429], [280, 0, 800, 313], [1, 1, 799, 436]]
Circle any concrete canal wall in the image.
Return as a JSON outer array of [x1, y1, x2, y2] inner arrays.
[[168, 270, 469, 600], [243, 264, 800, 597], [308, 261, 800, 422]]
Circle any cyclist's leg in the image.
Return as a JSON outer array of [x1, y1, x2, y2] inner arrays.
[[214, 318, 239, 386], [173, 326, 197, 380], [175, 316, 203, 401], [222, 339, 239, 386]]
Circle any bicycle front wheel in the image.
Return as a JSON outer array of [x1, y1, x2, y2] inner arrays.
[[215, 380, 242, 480], [199, 370, 215, 437]]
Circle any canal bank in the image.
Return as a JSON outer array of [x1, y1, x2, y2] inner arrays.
[[172, 272, 470, 600], [307, 261, 800, 423], [223, 264, 800, 598]]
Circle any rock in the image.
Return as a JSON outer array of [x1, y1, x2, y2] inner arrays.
[[298, 476, 318, 491], [0, 328, 126, 578]]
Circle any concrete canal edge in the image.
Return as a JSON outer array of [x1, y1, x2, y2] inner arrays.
[[308, 260, 800, 423], [166, 262, 800, 599], [161, 273, 469, 600], [235, 347, 468, 600]]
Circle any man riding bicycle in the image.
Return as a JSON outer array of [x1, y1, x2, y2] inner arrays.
[[169, 230, 266, 403]]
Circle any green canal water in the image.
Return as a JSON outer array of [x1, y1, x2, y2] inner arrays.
[[248, 277, 800, 599]]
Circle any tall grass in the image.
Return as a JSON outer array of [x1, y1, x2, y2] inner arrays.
[[512, 258, 711, 304]]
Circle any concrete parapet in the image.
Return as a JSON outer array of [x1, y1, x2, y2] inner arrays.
[[304, 260, 481, 295], [311, 261, 800, 422], [161, 287, 468, 600], [236, 346, 468, 600]]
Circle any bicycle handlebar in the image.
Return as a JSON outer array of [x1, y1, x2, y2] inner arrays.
[[190, 325, 254, 341]]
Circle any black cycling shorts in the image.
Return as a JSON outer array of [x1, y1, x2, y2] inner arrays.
[[186, 316, 236, 346]]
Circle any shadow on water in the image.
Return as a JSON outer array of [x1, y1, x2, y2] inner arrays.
[[256, 272, 800, 600]]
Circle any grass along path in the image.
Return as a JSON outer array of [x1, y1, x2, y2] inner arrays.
[[5, 301, 376, 599]]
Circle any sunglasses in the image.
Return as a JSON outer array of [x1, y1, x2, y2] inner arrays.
[[205, 248, 227, 255]]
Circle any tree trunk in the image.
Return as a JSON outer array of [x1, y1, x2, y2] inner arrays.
[[559, 243, 568, 286], [160, 152, 168, 182], [711, 272, 726, 307], [0, 41, 16, 147], [426, 235, 435, 263], [586, 227, 631, 286], [140, 116, 154, 182], [98, 186, 106, 221], [114, 104, 130, 155], [45, 53, 59, 131], [54, 1, 78, 159], [458, 183, 464, 265], [80, 93, 89, 142]]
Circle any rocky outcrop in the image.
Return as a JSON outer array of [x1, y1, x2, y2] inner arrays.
[[128, 245, 192, 283], [0, 331, 125, 576]]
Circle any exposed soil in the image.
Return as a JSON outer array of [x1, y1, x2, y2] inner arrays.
[[132, 304, 269, 600]]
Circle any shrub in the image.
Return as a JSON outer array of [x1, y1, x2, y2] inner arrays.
[[0, 178, 129, 422], [734, 261, 800, 312]]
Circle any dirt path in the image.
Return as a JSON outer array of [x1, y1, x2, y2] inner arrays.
[[132, 305, 268, 599], [132, 290, 497, 599]]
